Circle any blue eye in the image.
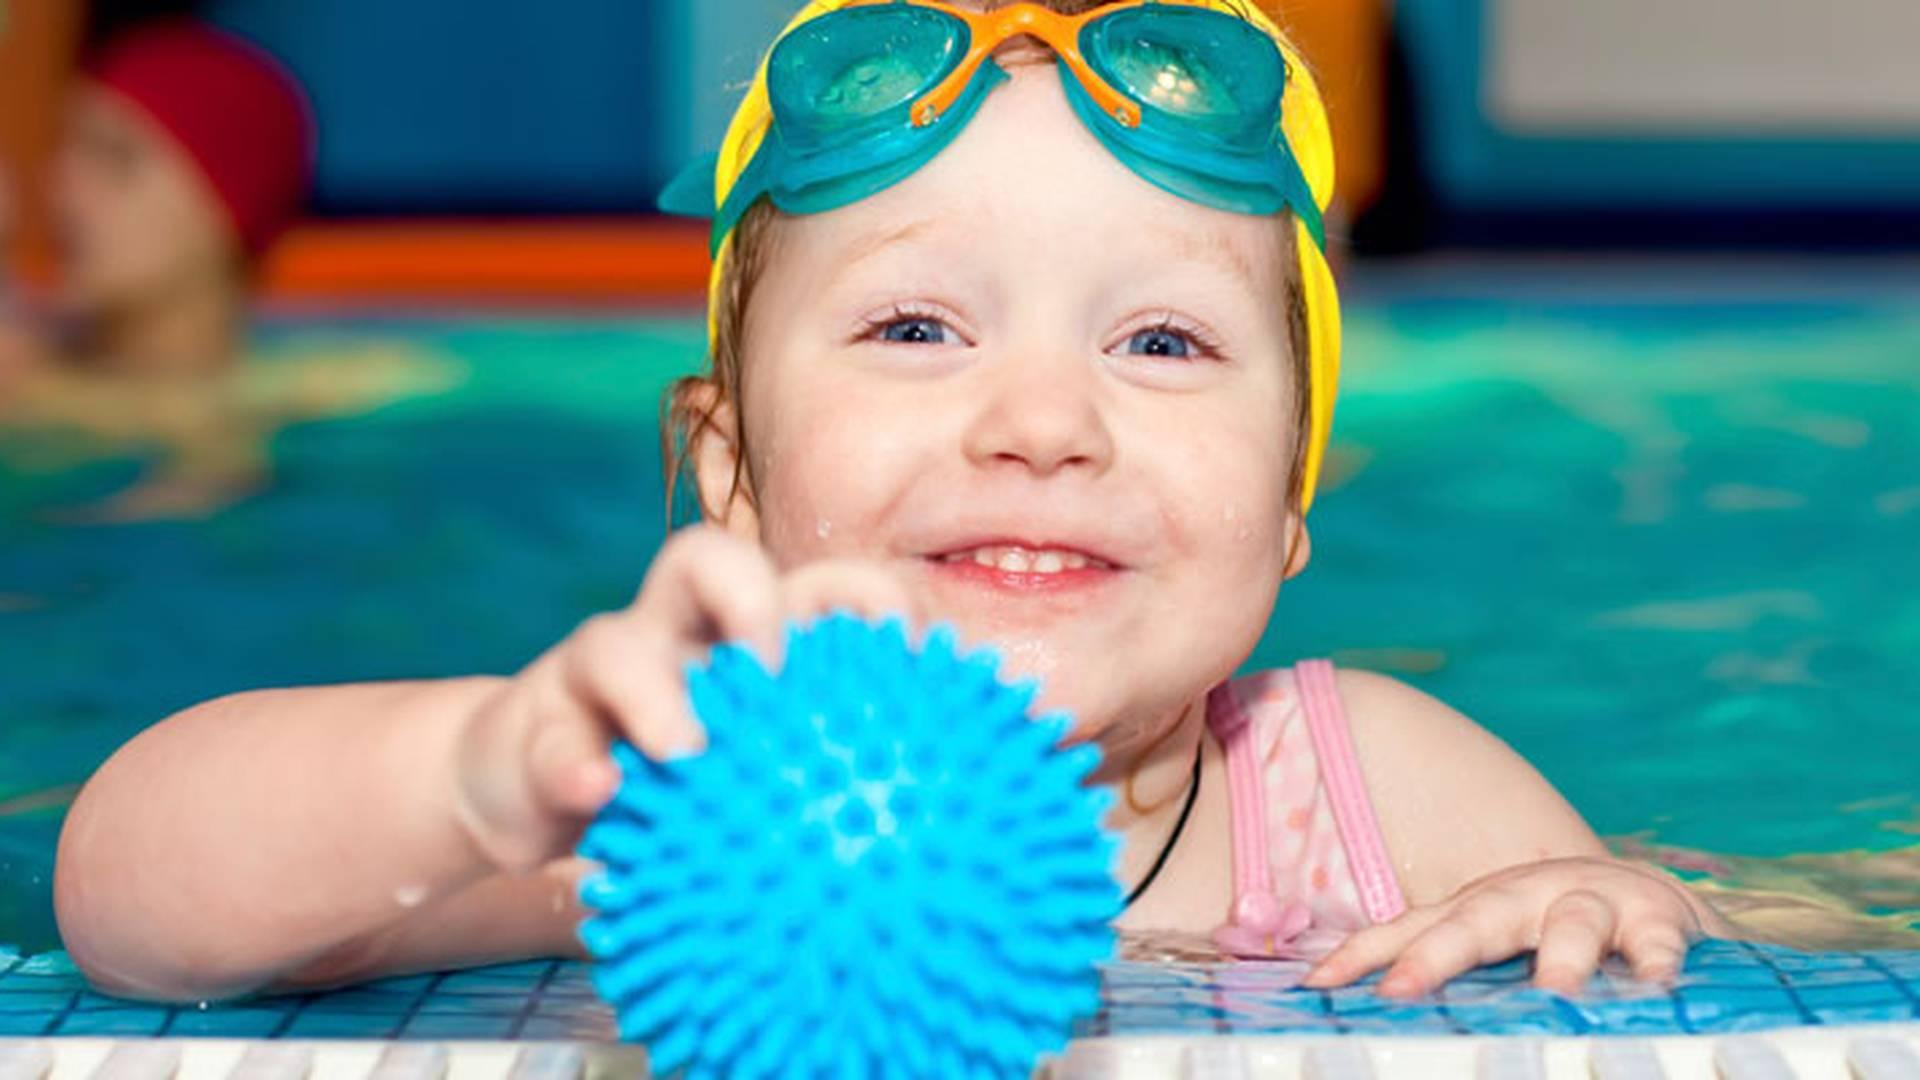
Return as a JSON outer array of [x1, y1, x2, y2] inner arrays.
[[1126, 327, 1193, 359], [880, 318, 950, 345]]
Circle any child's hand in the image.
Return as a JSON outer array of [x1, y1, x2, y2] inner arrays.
[[1301, 857, 1733, 997], [452, 525, 916, 871]]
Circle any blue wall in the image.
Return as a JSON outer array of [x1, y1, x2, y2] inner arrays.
[[206, 0, 792, 215]]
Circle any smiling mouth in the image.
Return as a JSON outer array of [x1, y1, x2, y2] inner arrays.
[[933, 544, 1119, 576]]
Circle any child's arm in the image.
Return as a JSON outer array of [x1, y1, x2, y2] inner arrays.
[[1301, 670, 1734, 997], [54, 527, 915, 1002], [58, 676, 550, 1000]]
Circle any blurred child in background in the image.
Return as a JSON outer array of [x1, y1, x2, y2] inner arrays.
[[2, 21, 452, 520], [0, 19, 311, 388]]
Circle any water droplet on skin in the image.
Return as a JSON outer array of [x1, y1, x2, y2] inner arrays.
[[394, 885, 428, 909], [1221, 504, 1254, 543], [815, 519, 834, 541]]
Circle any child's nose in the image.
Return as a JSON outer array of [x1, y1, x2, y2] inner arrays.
[[960, 349, 1115, 478]]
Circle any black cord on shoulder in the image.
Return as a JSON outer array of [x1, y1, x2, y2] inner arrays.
[[1122, 736, 1204, 910]]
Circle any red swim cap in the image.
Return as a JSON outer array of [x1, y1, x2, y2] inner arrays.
[[84, 20, 314, 258]]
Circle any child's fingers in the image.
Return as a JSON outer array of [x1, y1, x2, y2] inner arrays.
[[1374, 918, 1486, 998], [1530, 890, 1617, 995], [560, 616, 706, 760], [779, 560, 918, 628], [638, 527, 786, 668], [1620, 918, 1689, 984], [1300, 905, 1447, 988], [527, 714, 620, 816], [1376, 894, 1534, 998]]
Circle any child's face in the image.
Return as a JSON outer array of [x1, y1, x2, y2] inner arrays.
[[53, 87, 235, 314], [710, 47, 1308, 753]]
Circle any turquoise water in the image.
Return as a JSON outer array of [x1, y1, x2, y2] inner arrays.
[[2, 282, 1917, 957]]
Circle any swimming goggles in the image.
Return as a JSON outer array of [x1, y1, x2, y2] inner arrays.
[[663, 0, 1324, 254], [667, 0, 1345, 512]]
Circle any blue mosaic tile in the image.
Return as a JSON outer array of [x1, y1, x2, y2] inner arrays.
[[164, 1008, 288, 1037], [56, 1008, 170, 1036], [1102, 963, 1209, 989], [1799, 980, 1915, 1009], [0, 991, 76, 1011], [1452, 963, 1533, 988], [1324, 986, 1391, 1014], [1673, 985, 1803, 1025], [1763, 949, 1869, 972], [436, 968, 551, 995], [1441, 978, 1550, 1005], [1204, 998, 1339, 1029], [1778, 965, 1888, 988], [1598, 1000, 1699, 1036], [1682, 963, 1796, 987], [1442, 1008, 1564, 1037], [282, 1011, 405, 1039], [1097, 1003, 1221, 1032], [279, 989, 421, 1014], [415, 992, 531, 1017], [0, 1014, 51, 1036], [1870, 954, 1920, 978], [1103, 983, 1187, 1006], [1317, 1005, 1460, 1035], [519, 1014, 615, 1041], [546, 965, 597, 990], [403, 1013, 519, 1039], [1812, 1000, 1920, 1026]]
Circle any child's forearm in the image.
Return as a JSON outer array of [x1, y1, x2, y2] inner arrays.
[[54, 678, 511, 1001]]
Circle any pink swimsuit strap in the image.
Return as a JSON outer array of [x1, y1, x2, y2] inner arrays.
[[1207, 661, 1406, 952]]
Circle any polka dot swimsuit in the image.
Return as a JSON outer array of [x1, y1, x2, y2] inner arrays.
[[1208, 660, 1408, 959]]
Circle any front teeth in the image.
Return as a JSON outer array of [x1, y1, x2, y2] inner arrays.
[[948, 546, 1099, 574]]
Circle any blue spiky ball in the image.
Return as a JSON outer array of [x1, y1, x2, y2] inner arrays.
[[577, 614, 1120, 1079]]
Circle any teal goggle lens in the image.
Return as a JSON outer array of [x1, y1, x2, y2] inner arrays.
[[1082, 6, 1286, 149], [769, 6, 970, 148]]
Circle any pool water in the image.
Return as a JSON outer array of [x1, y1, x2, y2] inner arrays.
[[2, 274, 1917, 961]]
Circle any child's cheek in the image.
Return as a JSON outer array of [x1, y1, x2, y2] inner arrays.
[[1172, 416, 1296, 598], [748, 388, 905, 568]]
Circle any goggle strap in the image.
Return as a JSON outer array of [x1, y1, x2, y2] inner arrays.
[[1282, 159, 1328, 251], [708, 150, 780, 256], [658, 152, 722, 218]]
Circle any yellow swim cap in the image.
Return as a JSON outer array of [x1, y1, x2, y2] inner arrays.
[[699, 0, 1342, 511]]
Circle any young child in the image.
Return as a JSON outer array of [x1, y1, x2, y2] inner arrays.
[[54, 0, 1732, 1006], [0, 22, 439, 520], [0, 19, 311, 390]]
